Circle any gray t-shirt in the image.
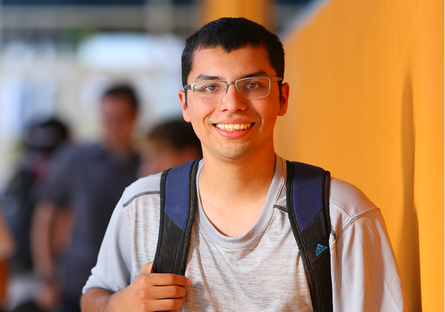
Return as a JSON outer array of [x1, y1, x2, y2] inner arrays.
[[83, 156, 407, 311]]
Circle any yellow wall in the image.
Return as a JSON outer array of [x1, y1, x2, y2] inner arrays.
[[275, 0, 444, 311], [200, 0, 444, 310], [199, 0, 272, 29]]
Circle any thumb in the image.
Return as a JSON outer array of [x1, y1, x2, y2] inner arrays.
[[139, 261, 153, 275]]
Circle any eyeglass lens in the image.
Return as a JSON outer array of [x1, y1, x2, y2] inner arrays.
[[192, 77, 271, 103]]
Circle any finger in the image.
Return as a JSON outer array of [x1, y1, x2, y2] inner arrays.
[[150, 285, 188, 300], [150, 273, 192, 287], [152, 297, 185, 311], [140, 261, 154, 274], [137, 266, 191, 288]]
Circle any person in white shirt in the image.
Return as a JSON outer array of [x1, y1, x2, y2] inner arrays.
[[80, 17, 408, 312]]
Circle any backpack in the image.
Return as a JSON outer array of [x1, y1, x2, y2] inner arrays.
[[153, 158, 333, 312]]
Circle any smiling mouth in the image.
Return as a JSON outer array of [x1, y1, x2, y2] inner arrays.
[[215, 123, 253, 132]]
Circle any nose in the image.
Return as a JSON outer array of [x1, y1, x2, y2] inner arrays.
[[219, 82, 247, 112]]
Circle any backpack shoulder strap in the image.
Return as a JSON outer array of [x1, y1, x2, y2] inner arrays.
[[153, 158, 201, 275], [286, 161, 333, 312]]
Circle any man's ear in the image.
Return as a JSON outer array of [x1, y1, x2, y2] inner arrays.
[[278, 82, 289, 116], [178, 90, 190, 122]]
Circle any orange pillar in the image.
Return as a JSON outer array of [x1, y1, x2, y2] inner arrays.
[[199, 0, 273, 30], [275, 0, 443, 310]]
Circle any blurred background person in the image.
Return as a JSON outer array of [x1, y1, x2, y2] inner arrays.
[[31, 84, 140, 312], [2, 117, 72, 312], [0, 201, 16, 312], [138, 118, 202, 177]]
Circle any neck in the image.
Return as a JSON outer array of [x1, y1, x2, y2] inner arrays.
[[200, 151, 276, 193], [198, 150, 276, 237], [101, 141, 133, 156]]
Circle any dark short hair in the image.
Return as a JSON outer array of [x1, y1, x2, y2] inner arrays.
[[147, 118, 202, 156], [102, 84, 140, 113], [181, 17, 285, 87], [26, 117, 70, 152]]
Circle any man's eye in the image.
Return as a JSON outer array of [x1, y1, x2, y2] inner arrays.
[[245, 82, 261, 90], [195, 84, 220, 92], [204, 85, 219, 92]]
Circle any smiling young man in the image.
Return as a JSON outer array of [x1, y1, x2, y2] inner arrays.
[[81, 18, 407, 312]]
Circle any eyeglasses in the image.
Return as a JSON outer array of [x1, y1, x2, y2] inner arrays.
[[184, 76, 282, 104]]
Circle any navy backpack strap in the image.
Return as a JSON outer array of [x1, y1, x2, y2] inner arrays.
[[153, 158, 201, 275], [286, 161, 333, 312]]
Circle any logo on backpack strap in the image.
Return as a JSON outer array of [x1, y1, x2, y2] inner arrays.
[[315, 243, 328, 257]]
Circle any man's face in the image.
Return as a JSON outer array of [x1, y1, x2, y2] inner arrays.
[[100, 95, 137, 151], [178, 46, 289, 163]]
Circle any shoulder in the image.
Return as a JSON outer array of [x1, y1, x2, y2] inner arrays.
[[330, 178, 377, 216], [116, 173, 163, 274], [73, 142, 98, 154], [329, 178, 381, 235], [121, 172, 163, 207], [64, 143, 99, 162]]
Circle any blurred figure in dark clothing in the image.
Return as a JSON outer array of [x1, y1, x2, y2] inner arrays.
[[138, 118, 202, 177], [31, 84, 141, 312], [2, 117, 73, 312], [0, 200, 16, 312]]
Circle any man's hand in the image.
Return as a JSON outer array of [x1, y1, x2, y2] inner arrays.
[[81, 262, 191, 312]]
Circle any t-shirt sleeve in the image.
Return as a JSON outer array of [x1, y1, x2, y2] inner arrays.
[[329, 180, 408, 311], [82, 197, 132, 294]]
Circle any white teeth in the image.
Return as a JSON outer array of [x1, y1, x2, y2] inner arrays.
[[216, 123, 252, 131]]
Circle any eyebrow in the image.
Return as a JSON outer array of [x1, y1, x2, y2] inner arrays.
[[243, 70, 268, 78], [195, 74, 221, 81], [194, 70, 269, 82]]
